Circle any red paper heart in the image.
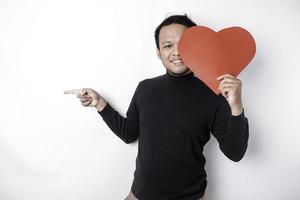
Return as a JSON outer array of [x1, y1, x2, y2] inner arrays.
[[178, 26, 256, 94]]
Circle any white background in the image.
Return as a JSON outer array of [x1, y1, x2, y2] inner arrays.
[[1, 0, 300, 199]]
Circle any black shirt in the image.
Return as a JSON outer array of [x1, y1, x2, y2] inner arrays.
[[98, 71, 249, 200]]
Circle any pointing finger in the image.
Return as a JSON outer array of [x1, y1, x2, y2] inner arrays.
[[64, 89, 83, 95]]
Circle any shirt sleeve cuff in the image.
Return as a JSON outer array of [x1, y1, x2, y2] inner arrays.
[[97, 103, 114, 120], [230, 109, 246, 128]]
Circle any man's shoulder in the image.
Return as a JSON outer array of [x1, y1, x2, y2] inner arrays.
[[138, 74, 165, 87]]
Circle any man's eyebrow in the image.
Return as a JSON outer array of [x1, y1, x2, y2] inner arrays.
[[161, 41, 172, 45]]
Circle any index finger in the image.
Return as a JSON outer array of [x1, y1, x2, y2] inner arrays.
[[64, 89, 83, 95], [217, 74, 235, 81]]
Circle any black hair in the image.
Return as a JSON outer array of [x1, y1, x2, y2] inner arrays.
[[154, 14, 197, 49]]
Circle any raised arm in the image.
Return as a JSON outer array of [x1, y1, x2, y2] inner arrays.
[[97, 85, 140, 144], [209, 74, 249, 162], [64, 85, 140, 144]]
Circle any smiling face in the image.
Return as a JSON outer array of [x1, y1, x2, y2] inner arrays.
[[157, 23, 191, 77]]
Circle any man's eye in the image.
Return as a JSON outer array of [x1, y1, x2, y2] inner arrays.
[[163, 44, 172, 49]]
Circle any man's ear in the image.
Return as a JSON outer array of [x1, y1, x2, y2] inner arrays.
[[156, 48, 161, 59]]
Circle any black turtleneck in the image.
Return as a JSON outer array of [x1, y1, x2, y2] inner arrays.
[[98, 71, 249, 200]]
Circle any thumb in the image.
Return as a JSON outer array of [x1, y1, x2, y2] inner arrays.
[[89, 98, 99, 107]]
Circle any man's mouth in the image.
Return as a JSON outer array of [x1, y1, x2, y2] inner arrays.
[[171, 59, 184, 66]]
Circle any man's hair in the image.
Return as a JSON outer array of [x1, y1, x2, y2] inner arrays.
[[154, 14, 197, 49]]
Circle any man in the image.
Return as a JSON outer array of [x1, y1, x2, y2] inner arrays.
[[65, 14, 249, 200]]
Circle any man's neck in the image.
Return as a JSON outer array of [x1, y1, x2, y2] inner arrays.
[[166, 70, 192, 77]]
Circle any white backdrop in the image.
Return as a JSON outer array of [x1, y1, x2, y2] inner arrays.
[[1, 0, 300, 199]]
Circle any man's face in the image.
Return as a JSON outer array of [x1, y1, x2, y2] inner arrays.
[[157, 23, 191, 76]]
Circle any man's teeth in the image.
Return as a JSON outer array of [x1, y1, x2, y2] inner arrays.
[[171, 60, 183, 65]]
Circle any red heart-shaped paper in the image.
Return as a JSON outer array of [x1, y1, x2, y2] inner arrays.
[[178, 26, 256, 94]]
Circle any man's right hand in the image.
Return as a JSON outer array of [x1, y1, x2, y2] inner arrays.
[[64, 88, 107, 112]]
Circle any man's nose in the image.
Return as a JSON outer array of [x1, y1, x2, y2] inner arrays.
[[172, 45, 180, 56]]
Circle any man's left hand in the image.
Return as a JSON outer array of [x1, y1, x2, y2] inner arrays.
[[217, 74, 243, 116]]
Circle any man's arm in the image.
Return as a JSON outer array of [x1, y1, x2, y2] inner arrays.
[[210, 96, 249, 162], [64, 84, 140, 144], [97, 84, 140, 144], [209, 74, 249, 162]]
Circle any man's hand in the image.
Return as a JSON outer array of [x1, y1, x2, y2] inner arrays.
[[217, 74, 243, 116], [64, 88, 107, 112]]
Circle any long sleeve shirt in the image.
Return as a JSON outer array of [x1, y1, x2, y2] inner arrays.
[[98, 71, 249, 200]]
